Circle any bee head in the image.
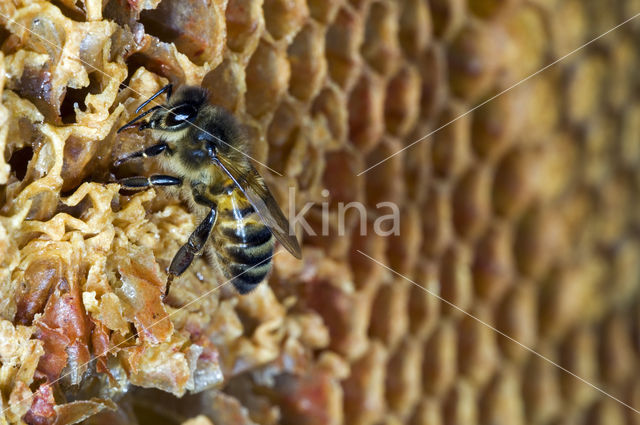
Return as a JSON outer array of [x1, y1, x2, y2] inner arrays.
[[117, 85, 209, 134]]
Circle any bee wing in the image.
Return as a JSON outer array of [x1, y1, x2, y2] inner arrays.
[[214, 157, 302, 259]]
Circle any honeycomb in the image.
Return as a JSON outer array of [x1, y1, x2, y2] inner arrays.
[[0, 0, 639, 424]]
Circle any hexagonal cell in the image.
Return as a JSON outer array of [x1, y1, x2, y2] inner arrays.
[[470, 86, 528, 161], [408, 398, 442, 425], [442, 380, 478, 425], [604, 35, 636, 111], [403, 126, 431, 205], [305, 274, 371, 360], [61, 133, 103, 191], [398, 0, 432, 59], [492, 146, 542, 220], [585, 399, 627, 425], [496, 283, 538, 363], [311, 85, 349, 150], [522, 352, 563, 424], [303, 206, 356, 258], [225, 0, 264, 54], [350, 221, 388, 291], [439, 244, 473, 318], [585, 1, 619, 41], [550, 0, 587, 58], [266, 97, 303, 148], [363, 138, 406, 208], [201, 57, 245, 112], [501, 5, 548, 83], [369, 281, 410, 350], [384, 64, 421, 138], [241, 120, 269, 164], [619, 102, 640, 169], [514, 205, 568, 280], [421, 184, 453, 259], [268, 369, 345, 425], [422, 320, 457, 396], [468, 0, 521, 19], [519, 74, 562, 142], [417, 43, 448, 122], [608, 239, 640, 305], [287, 22, 327, 102], [456, 306, 498, 387], [451, 164, 492, 242], [385, 338, 422, 418], [373, 415, 406, 425], [625, 379, 640, 425], [427, 0, 465, 41], [431, 101, 472, 180], [580, 116, 617, 187], [346, 0, 371, 11], [265, 110, 301, 173], [348, 71, 386, 153], [139, 0, 226, 66], [558, 326, 598, 409], [281, 131, 326, 186], [360, 1, 401, 76], [123, 38, 196, 85], [564, 55, 606, 126], [598, 314, 636, 388], [323, 148, 365, 206], [308, 0, 343, 24], [539, 262, 606, 342], [472, 223, 514, 305], [447, 20, 507, 102], [342, 342, 388, 425], [535, 132, 578, 203], [244, 39, 290, 118], [479, 367, 526, 425], [408, 261, 440, 338], [554, 188, 595, 255], [592, 173, 635, 248], [385, 206, 421, 277], [263, 0, 309, 41], [325, 6, 365, 90]]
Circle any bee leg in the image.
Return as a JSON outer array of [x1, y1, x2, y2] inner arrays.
[[166, 207, 217, 298], [132, 84, 173, 114], [114, 142, 169, 166], [119, 175, 182, 189]]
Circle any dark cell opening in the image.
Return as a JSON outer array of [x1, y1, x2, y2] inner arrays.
[[49, 0, 86, 21], [140, 6, 181, 47], [59, 73, 102, 124], [139, 0, 215, 66], [9, 146, 34, 181], [125, 52, 175, 83], [0, 25, 11, 48]]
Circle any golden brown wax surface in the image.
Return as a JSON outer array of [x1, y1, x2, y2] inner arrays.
[[1, 0, 640, 424]]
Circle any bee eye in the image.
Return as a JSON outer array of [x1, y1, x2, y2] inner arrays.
[[165, 105, 197, 127], [206, 140, 217, 158]]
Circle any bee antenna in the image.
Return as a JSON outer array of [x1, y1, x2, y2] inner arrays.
[[135, 84, 173, 114], [117, 105, 162, 133]]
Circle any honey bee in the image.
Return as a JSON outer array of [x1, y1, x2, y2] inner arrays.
[[116, 84, 302, 296]]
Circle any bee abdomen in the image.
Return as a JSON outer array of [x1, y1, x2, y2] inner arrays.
[[220, 222, 272, 245], [217, 221, 275, 294], [225, 243, 272, 265], [228, 261, 272, 294]]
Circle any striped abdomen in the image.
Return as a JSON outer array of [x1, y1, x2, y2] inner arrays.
[[213, 191, 274, 294]]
